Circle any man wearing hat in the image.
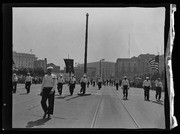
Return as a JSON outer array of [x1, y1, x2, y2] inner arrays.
[[12, 73, 18, 93], [121, 76, 130, 100], [57, 74, 65, 95], [80, 74, 88, 94], [97, 77, 103, 90], [25, 73, 32, 94], [155, 78, 163, 101], [40, 66, 57, 119], [69, 74, 76, 95], [142, 77, 151, 101]]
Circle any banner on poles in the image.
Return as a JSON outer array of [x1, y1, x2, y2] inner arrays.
[[64, 59, 74, 73]]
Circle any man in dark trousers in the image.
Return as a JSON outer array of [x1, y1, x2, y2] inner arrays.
[[57, 74, 65, 95], [25, 73, 32, 94], [155, 78, 163, 101], [69, 74, 76, 95], [80, 74, 88, 94], [97, 77, 103, 90], [40, 66, 57, 119], [115, 79, 119, 90], [121, 76, 130, 100], [12, 73, 18, 93], [142, 77, 151, 101]]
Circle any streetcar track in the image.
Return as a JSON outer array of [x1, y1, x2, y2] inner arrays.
[[112, 88, 140, 128], [90, 89, 104, 128]]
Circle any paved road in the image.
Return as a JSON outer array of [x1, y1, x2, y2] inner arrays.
[[12, 84, 165, 128]]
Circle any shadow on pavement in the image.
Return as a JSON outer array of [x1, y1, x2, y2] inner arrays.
[[150, 100, 164, 106], [65, 93, 91, 101], [55, 94, 71, 99], [26, 118, 51, 128], [19, 93, 28, 95]]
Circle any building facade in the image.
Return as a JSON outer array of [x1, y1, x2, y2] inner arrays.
[[34, 58, 47, 71], [78, 60, 115, 79], [115, 54, 164, 80], [47, 63, 60, 74], [13, 51, 37, 69]]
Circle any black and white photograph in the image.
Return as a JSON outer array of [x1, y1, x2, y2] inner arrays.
[[10, 6, 167, 129]]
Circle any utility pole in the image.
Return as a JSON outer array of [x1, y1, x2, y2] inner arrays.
[[84, 13, 89, 74]]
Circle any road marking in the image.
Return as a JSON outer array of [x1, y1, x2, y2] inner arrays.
[[112, 88, 141, 129], [90, 90, 104, 128]]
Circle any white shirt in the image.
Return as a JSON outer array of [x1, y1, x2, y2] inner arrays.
[[80, 77, 88, 83], [12, 76, 18, 82], [98, 78, 102, 83], [155, 80, 163, 89], [121, 79, 129, 88], [70, 77, 76, 84], [25, 76, 32, 83], [41, 74, 57, 91], [143, 80, 151, 87], [58, 77, 64, 83]]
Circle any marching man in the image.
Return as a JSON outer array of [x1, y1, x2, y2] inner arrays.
[[12, 73, 18, 93], [40, 66, 57, 119], [69, 74, 76, 95], [57, 74, 65, 95], [25, 73, 32, 94], [80, 74, 88, 95], [155, 78, 163, 101], [121, 76, 130, 100], [97, 77, 103, 90], [142, 77, 151, 101]]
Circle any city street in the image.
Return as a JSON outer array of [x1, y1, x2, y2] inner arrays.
[[12, 84, 165, 129]]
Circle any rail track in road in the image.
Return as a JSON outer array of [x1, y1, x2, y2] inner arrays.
[[90, 87, 140, 128], [112, 88, 140, 128]]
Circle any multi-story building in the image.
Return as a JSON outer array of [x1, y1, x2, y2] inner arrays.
[[47, 63, 60, 74], [115, 54, 164, 80], [34, 58, 47, 71], [78, 60, 115, 79], [13, 51, 37, 69]]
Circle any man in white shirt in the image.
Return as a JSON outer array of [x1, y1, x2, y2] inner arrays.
[[121, 76, 130, 100], [97, 77, 103, 90], [40, 66, 57, 119], [142, 77, 151, 101], [80, 74, 88, 94], [12, 73, 18, 93], [25, 73, 32, 94], [155, 78, 163, 101], [69, 74, 76, 95], [57, 74, 64, 95]]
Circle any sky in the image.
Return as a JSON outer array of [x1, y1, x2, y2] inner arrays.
[[13, 7, 165, 69]]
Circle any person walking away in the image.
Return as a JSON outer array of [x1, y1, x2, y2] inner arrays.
[[155, 78, 163, 101], [121, 76, 130, 100], [80, 74, 88, 94], [12, 73, 18, 93], [69, 74, 76, 95], [40, 66, 57, 119], [87, 78, 90, 88], [115, 79, 119, 90], [97, 77, 103, 90], [57, 74, 64, 95], [142, 77, 151, 101], [25, 73, 32, 94]]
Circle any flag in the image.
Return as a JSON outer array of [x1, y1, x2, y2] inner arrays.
[[64, 59, 74, 73], [149, 55, 159, 71]]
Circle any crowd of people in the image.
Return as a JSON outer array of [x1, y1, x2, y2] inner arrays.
[[13, 66, 164, 119]]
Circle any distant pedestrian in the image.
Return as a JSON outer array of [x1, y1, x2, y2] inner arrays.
[[57, 74, 64, 95], [80, 74, 88, 94], [93, 79, 96, 87], [155, 78, 163, 101], [25, 73, 32, 94], [87, 78, 90, 88], [69, 74, 76, 95], [40, 66, 57, 119], [121, 76, 130, 100], [12, 73, 18, 93], [143, 77, 151, 101], [115, 79, 119, 90], [97, 77, 103, 90]]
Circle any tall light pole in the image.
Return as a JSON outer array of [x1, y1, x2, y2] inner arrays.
[[84, 13, 89, 74]]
